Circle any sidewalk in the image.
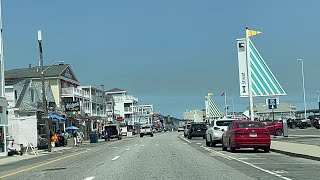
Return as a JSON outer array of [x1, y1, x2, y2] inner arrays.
[[0, 138, 106, 165], [271, 139, 320, 161]]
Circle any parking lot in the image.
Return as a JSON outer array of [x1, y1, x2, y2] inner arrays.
[[179, 131, 320, 180]]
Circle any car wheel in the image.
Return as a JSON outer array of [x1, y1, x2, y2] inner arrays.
[[205, 136, 210, 147], [264, 147, 270, 153], [300, 123, 307, 129], [140, 134, 143, 137], [316, 127, 320, 129], [209, 135, 215, 147], [151, 134, 154, 137], [230, 147, 236, 153], [291, 124, 296, 129], [203, 136, 206, 139], [222, 143, 227, 151], [275, 129, 283, 136], [187, 135, 192, 139], [184, 134, 187, 137]]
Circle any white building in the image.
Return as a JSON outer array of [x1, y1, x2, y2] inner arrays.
[[183, 109, 205, 122], [138, 104, 154, 124], [106, 88, 138, 123]]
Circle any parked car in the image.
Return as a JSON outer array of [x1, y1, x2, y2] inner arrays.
[[205, 119, 236, 147], [308, 115, 320, 129], [178, 125, 184, 132], [187, 122, 207, 139], [184, 124, 191, 137], [261, 121, 283, 136], [295, 118, 311, 129], [287, 118, 298, 129], [222, 121, 271, 153], [103, 124, 122, 140], [140, 125, 154, 137]]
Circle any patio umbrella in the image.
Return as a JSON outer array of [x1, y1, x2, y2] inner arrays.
[[65, 126, 79, 130]]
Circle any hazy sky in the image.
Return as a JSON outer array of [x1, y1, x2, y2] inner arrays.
[[3, 1, 320, 118]]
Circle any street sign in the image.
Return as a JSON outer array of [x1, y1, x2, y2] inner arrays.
[[268, 98, 277, 109]]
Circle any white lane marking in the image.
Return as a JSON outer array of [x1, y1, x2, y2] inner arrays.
[[134, 144, 138, 146], [141, 145, 145, 147], [126, 148, 130, 151], [180, 136, 191, 143], [196, 143, 202, 145], [140, 141, 142, 143], [209, 149, 292, 180], [201, 146, 232, 160], [84, 177, 94, 180], [112, 156, 120, 161], [112, 147, 118, 149], [238, 158, 267, 160]]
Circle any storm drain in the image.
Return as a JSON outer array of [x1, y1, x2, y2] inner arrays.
[[42, 167, 66, 171]]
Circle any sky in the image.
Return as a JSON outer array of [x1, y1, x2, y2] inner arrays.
[[3, 0, 320, 118]]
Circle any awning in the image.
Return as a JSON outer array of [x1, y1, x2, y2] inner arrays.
[[48, 113, 66, 121]]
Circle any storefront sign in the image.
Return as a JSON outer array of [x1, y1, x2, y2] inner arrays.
[[65, 101, 80, 112]]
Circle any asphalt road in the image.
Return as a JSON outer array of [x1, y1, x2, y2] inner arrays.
[[1, 132, 320, 180]]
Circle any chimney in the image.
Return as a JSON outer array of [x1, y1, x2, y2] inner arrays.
[[29, 64, 32, 69]]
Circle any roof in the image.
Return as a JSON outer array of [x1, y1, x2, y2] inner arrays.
[[5, 64, 69, 79], [106, 88, 126, 93]]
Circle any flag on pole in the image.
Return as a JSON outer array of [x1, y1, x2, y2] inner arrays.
[[221, 92, 225, 96], [248, 29, 262, 37]]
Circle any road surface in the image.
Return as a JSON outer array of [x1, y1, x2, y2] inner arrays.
[[1, 132, 320, 180]]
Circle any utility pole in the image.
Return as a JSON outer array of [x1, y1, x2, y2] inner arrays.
[[38, 30, 51, 152]]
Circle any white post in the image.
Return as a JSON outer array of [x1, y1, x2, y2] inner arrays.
[[224, 91, 228, 117], [246, 27, 254, 121], [298, 59, 307, 120], [232, 98, 235, 118], [0, 0, 4, 98]]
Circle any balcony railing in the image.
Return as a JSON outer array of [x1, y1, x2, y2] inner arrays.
[[124, 107, 133, 112], [113, 95, 138, 102], [61, 87, 90, 99]]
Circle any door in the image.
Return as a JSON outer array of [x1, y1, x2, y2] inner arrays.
[[0, 124, 7, 156]]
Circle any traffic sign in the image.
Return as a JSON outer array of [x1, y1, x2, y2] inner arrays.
[[268, 98, 277, 109]]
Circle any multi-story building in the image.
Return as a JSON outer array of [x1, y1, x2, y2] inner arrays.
[[79, 86, 108, 133], [106, 88, 138, 123], [5, 63, 80, 111], [137, 104, 154, 124]]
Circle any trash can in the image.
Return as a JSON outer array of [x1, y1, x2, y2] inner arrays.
[[90, 133, 98, 143]]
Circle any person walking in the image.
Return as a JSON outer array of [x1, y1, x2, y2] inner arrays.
[[73, 130, 78, 147]]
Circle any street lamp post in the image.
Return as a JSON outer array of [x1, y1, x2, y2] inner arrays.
[[38, 30, 52, 152], [38, 30, 64, 152], [297, 59, 307, 120], [317, 91, 320, 114]]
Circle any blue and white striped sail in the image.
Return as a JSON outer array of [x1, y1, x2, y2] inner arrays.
[[248, 39, 286, 97]]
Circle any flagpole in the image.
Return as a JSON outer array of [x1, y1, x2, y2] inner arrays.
[[224, 91, 227, 117], [246, 26, 254, 121]]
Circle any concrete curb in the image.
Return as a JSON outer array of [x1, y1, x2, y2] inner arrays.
[[271, 148, 320, 162]]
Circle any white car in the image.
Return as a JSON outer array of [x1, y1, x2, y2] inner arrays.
[[140, 126, 154, 137], [205, 119, 237, 147], [184, 124, 191, 137]]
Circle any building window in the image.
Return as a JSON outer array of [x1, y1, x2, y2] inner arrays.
[[14, 90, 18, 100], [30, 88, 35, 102]]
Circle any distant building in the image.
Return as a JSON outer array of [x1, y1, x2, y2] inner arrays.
[[251, 101, 296, 120], [183, 109, 205, 122], [106, 88, 139, 123]]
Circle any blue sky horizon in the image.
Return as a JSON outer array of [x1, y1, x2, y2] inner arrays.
[[3, 1, 320, 118]]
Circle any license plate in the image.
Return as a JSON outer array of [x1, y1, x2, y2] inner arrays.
[[249, 133, 257, 137], [197, 129, 201, 132]]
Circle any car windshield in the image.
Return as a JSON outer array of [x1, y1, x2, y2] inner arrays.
[[216, 120, 233, 126], [262, 122, 274, 126], [238, 122, 264, 128]]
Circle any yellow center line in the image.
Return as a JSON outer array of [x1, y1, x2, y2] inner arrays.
[[0, 150, 86, 179]]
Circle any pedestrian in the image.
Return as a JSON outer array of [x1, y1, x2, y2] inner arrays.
[[73, 130, 78, 147], [106, 127, 111, 141], [79, 131, 84, 145], [7, 140, 20, 156]]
